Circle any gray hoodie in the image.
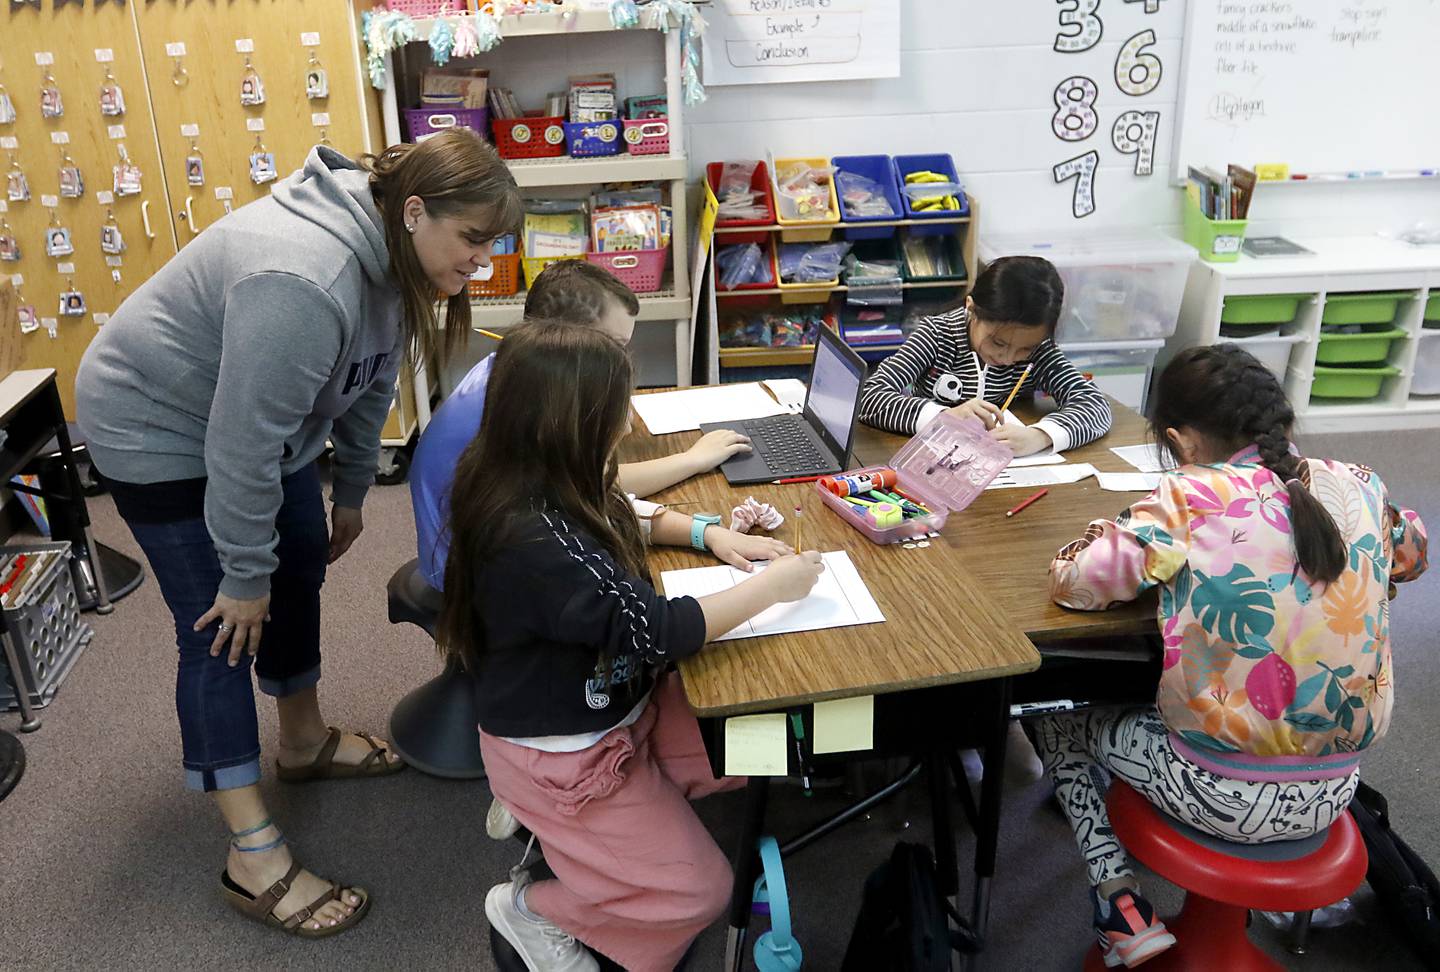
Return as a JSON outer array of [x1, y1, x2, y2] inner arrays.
[[77, 147, 404, 600]]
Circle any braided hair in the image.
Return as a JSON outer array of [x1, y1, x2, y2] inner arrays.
[[1150, 344, 1346, 583]]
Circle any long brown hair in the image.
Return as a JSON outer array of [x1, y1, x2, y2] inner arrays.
[[1150, 344, 1346, 583], [436, 320, 646, 672], [361, 129, 521, 368]]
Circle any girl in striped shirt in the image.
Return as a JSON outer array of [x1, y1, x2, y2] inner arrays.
[[858, 255, 1113, 456]]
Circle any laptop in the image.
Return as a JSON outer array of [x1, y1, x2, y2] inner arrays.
[[699, 325, 868, 485]]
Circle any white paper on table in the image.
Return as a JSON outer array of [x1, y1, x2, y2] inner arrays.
[[1008, 452, 1065, 468], [659, 550, 884, 642], [1109, 444, 1171, 474], [761, 378, 807, 413], [985, 462, 1098, 490], [631, 383, 788, 435], [1096, 472, 1163, 493]]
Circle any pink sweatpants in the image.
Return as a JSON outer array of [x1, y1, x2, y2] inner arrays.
[[479, 672, 742, 972]]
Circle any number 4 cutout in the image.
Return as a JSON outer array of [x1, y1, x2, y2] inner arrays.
[[1054, 150, 1098, 218], [1124, 0, 1166, 13]]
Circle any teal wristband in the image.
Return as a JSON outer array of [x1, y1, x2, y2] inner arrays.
[[691, 514, 721, 551]]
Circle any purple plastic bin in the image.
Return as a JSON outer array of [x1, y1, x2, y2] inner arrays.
[[403, 107, 490, 144]]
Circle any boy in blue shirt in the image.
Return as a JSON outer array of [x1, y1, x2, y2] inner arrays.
[[410, 260, 752, 589]]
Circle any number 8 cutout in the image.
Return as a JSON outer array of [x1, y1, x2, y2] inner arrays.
[[1052, 76, 1099, 142]]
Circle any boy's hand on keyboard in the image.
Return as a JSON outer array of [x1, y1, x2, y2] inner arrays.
[[707, 528, 793, 572], [765, 551, 826, 602], [687, 429, 753, 472], [946, 398, 1000, 430]]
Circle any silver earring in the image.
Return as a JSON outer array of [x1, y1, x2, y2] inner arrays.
[[406, 223, 415, 233]]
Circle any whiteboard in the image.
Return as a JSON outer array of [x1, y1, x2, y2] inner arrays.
[[1172, 0, 1440, 180], [700, 0, 900, 87]]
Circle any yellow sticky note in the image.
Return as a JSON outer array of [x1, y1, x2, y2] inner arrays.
[[724, 713, 788, 776], [813, 696, 875, 755]]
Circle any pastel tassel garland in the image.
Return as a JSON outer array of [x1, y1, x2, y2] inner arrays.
[[609, 0, 640, 29], [428, 16, 456, 66]]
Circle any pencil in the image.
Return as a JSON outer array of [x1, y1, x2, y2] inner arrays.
[[793, 504, 803, 552], [997, 363, 1033, 423], [1005, 488, 1048, 518], [772, 476, 822, 485], [476, 328, 506, 342]]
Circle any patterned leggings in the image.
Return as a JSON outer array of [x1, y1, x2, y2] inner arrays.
[[1031, 706, 1360, 888]]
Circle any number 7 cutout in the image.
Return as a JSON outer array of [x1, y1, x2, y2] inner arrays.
[[1054, 150, 1098, 219]]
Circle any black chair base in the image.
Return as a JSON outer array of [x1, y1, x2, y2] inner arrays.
[[76, 541, 144, 612], [0, 729, 24, 802], [388, 658, 487, 780]]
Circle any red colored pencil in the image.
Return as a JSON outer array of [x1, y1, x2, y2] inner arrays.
[[1005, 488, 1048, 518], [772, 475, 822, 485]]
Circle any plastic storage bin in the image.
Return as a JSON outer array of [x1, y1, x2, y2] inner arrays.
[[384, 0, 464, 13], [772, 156, 840, 242], [623, 118, 669, 156], [492, 115, 566, 160], [587, 248, 667, 294], [1321, 292, 1406, 326], [564, 120, 622, 158], [892, 154, 968, 234], [981, 231, 1195, 345], [1315, 329, 1406, 365], [521, 252, 585, 290], [1221, 294, 1306, 325], [1426, 293, 1440, 323], [403, 107, 490, 144], [900, 231, 966, 284], [468, 253, 520, 299], [1310, 365, 1399, 400], [831, 155, 901, 240], [0, 541, 93, 711], [1182, 191, 1246, 262], [1412, 336, 1440, 395], [1061, 340, 1163, 411], [715, 238, 778, 308], [1227, 332, 1304, 382], [706, 161, 777, 245]]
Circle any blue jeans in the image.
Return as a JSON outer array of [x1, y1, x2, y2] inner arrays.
[[109, 465, 328, 791]]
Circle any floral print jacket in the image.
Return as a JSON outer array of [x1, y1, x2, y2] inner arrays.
[[1049, 445, 1428, 782]]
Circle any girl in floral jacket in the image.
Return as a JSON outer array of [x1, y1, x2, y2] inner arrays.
[[1037, 344, 1427, 968]]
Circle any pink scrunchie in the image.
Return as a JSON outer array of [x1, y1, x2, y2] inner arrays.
[[729, 496, 785, 534]]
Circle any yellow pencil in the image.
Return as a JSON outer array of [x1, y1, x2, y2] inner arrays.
[[793, 503, 803, 552], [476, 328, 506, 342], [997, 363, 1032, 423]]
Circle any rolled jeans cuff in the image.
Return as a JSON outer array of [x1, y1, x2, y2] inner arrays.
[[257, 663, 321, 698]]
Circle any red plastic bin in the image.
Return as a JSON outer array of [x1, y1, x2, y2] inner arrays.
[[588, 247, 668, 294], [624, 118, 670, 156], [492, 115, 566, 160], [706, 161, 777, 245], [716, 238, 778, 309]]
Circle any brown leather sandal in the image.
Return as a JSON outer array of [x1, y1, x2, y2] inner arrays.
[[220, 862, 371, 938], [275, 727, 406, 783]]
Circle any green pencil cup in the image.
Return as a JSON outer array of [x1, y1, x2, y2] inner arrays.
[[1183, 192, 1247, 263]]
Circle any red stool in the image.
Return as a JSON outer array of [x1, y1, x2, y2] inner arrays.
[[1083, 781, 1367, 971]]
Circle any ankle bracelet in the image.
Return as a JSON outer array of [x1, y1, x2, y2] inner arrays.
[[231, 832, 288, 854], [230, 817, 273, 839]]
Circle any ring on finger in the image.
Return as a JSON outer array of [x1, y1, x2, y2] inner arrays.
[[218, 622, 234, 633]]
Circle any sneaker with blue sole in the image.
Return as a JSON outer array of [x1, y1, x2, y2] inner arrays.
[[1094, 887, 1176, 968]]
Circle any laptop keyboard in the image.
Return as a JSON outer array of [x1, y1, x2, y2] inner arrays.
[[747, 417, 827, 473]]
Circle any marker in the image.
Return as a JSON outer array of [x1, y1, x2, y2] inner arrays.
[[772, 475, 822, 484], [1005, 488, 1048, 518], [1010, 699, 1076, 717], [1421, 170, 1437, 177], [1290, 173, 1309, 180], [789, 713, 811, 795]]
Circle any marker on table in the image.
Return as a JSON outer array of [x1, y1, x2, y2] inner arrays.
[[1005, 488, 1048, 518]]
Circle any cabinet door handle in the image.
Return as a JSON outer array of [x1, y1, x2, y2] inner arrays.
[[141, 200, 156, 240], [183, 195, 199, 235]]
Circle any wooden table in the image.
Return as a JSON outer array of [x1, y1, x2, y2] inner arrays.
[[622, 394, 1160, 968]]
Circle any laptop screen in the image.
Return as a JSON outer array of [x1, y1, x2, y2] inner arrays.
[[803, 327, 867, 462]]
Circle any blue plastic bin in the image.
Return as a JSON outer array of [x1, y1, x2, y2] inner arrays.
[[832, 155, 901, 241], [893, 153, 968, 236], [564, 120, 623, 158]]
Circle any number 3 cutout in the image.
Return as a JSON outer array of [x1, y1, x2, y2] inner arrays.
[[1054, 150, 1098, 218], [1055, 0, 1103, 53], [1052, 76, 1099, 142], [1112, 111, 1160, 176], [1115, 29, 1163, 97]]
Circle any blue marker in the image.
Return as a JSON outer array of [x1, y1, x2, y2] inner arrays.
[[1364, 170, 1384, 177], [1422, 170, 1437, 177]]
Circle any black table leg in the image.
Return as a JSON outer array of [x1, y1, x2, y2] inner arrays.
[[724, 776, 770, 972], [972, 678, 1013, 942]]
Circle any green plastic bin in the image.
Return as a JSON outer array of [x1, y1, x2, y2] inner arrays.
[[1182, 192, 1246, 263], [1315, 328, 1406, 364], [1310, 364, 1399, 399], [1320, 291, 1408, 326], [1220, 294, 1306, 325], [1425, 292, 1440, 322]]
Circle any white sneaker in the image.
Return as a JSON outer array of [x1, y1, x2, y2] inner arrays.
[[485, 881, 599, 972], [487, 798, 521, 840]]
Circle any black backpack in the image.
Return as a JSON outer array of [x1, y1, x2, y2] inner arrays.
[[841, 842, 975, 971], [1349, 781, 1440, 963]]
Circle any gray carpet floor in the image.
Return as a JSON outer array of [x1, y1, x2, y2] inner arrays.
[[2, 428, 1436, 971]]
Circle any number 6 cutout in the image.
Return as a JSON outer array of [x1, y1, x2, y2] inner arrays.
[[1054, 150, 1098, 219], [1112, 110, 1160, 176], [1052, 76, 1099, 142], [1115, 29, 1162, 97]]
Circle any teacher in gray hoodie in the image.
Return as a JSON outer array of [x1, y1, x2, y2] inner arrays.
[[76, 129, 520, 938]]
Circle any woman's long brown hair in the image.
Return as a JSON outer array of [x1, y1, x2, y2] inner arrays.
[[361, 128, 522, 368], [436, 320, 646, 673]]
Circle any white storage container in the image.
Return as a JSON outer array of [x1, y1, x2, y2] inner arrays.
[[980, 231, 1196, 345], [1412, 334, 1440, 396], [1060, 339, 1163, 412], [1224, 331, 1306, 384]]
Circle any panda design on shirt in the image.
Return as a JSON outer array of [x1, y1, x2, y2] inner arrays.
[[932, 371, 967, 405]]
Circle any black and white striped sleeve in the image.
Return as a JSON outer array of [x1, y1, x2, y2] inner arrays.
[[858, 314, 947, 434], [1028, 341, 1113, 453]]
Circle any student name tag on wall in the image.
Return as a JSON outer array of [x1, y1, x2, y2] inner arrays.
[[724, 713, 788, 776]]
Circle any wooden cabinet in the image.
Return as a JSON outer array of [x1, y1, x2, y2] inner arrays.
[[0, 0, 386, 421]]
